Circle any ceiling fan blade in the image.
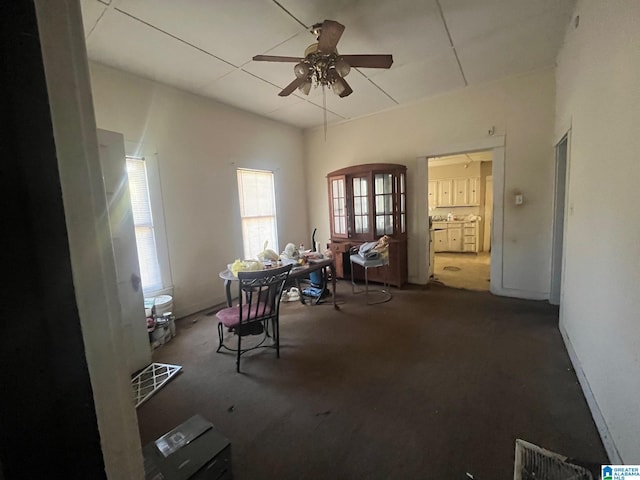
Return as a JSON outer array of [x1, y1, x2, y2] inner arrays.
[[279, 77, 307, 97], [340, 54, 393, 69], [317, 20, 345, 53], [336, 76, 353, 98], [253, 55, 303, 63]]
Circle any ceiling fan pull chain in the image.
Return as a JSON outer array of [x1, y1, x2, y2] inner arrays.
[[323, 85, 328, 141]]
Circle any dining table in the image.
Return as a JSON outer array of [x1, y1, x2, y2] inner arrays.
[[218, 257, 339, 310]]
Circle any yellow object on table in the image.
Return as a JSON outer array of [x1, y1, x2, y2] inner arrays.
[[229, 259, 264, 277]]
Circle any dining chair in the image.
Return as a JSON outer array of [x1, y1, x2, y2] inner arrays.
[[215, 264, 292, 372]]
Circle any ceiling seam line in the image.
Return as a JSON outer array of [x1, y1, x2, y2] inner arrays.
[[367, 78, 399, 104], [303, 99, 345, 119], [87, 6, 108, 39], [88, 0, 115, 40], [241, 68, 289, 90], [261, 32, 304, 55], [435, 0, 468, 86], [355, 68, 398, 104], [113, 8, 239, 69], [271, 0, 308, 28]]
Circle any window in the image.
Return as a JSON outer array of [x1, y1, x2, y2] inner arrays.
[[236, 169, 278, 259], [126, 156, 163, 294]]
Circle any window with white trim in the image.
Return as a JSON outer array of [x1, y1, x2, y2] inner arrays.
[[126, 156, 163, 294], [236, 168, 278, 259]]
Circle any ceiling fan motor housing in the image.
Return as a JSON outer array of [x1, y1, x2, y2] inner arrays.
[[253, 20, 392, 98]]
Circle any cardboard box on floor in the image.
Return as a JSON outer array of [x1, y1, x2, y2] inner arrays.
[[142, 414, 232, 480]]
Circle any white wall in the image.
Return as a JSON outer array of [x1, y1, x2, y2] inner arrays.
[[89, 63, 308, 317], [555, 1, 640, 463], [305, 69, 556, 295]]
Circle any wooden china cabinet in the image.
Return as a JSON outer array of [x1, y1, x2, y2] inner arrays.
[[327, 163, 408, 288]]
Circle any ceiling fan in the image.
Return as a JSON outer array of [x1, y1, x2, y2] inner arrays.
[[253, 20, 393, 98]]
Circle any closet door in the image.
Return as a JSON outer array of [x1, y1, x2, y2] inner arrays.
[[98, 129, 151, 374]]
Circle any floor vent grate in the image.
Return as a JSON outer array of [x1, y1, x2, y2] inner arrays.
[[132, 362, 182, 408], [514, 439, 593, 480]]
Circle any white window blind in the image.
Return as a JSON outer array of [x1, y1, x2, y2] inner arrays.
[[237, 169, 278, 259], [126, 157, 162, 293]]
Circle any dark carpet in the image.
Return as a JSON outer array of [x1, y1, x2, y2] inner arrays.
[[136, 282, 607, 480]]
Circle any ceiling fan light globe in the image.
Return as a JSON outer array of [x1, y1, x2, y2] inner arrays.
[[299, 80, 312, 95], [294, 62, 311, 79], [335, 58, 350, 77], [332, 80, 346, 96], [304, 43, 319, 57]]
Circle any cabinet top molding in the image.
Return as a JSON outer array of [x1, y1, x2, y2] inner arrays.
[[327, 163, 407, 177]]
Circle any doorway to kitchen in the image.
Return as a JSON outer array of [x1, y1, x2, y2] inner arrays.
[[427, 151, 493, 291]]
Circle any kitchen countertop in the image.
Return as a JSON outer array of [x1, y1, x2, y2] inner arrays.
[[431, 219, 477, 223]]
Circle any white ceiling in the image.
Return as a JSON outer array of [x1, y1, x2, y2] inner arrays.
[[80, 0, 575, 129]]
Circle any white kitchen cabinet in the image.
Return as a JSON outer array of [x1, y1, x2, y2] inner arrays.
[[428, 180, 438, 209], [463, 221, 479, 252], [468, 177, 480, 206], [437, 179, 453, 206], [433, 228, 448, 252], [448, 226, 463, 251], [431, 220, 479, 252], [429, 176, 481, 207], [453, 178, 468, 206]]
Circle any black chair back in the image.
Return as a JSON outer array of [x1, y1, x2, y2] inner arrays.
[[237, 264, 292, 331]]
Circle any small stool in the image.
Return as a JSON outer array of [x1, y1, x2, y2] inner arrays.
[[350, 254, 392, 304]]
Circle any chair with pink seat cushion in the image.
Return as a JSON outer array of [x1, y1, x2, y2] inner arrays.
[[215, 264, 292, 372]]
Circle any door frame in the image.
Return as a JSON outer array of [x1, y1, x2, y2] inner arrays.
[[550, 131, 571, 305], [416, 135, 505, 295], [35, 1, 145, 477], [483, 175, 493, 252]]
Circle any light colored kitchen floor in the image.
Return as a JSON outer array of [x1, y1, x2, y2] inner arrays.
[[432, 252, 490, 291]]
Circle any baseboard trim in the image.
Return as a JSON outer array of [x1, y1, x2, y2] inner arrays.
[[559, 323, 622, 464], [176, 297, 226, 319], [490, 285, 548, 300]]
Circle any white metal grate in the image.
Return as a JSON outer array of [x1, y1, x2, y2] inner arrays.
[[514, 439, 593, 480], [132, 362, 182, 408]]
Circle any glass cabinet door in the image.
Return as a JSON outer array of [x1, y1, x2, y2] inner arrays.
[[374, 173, 394, 235], [399, 171, 406, 234], [351, 175, 370, 236], [329, 176, 348, 238], [328, 164, 407, 242]]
